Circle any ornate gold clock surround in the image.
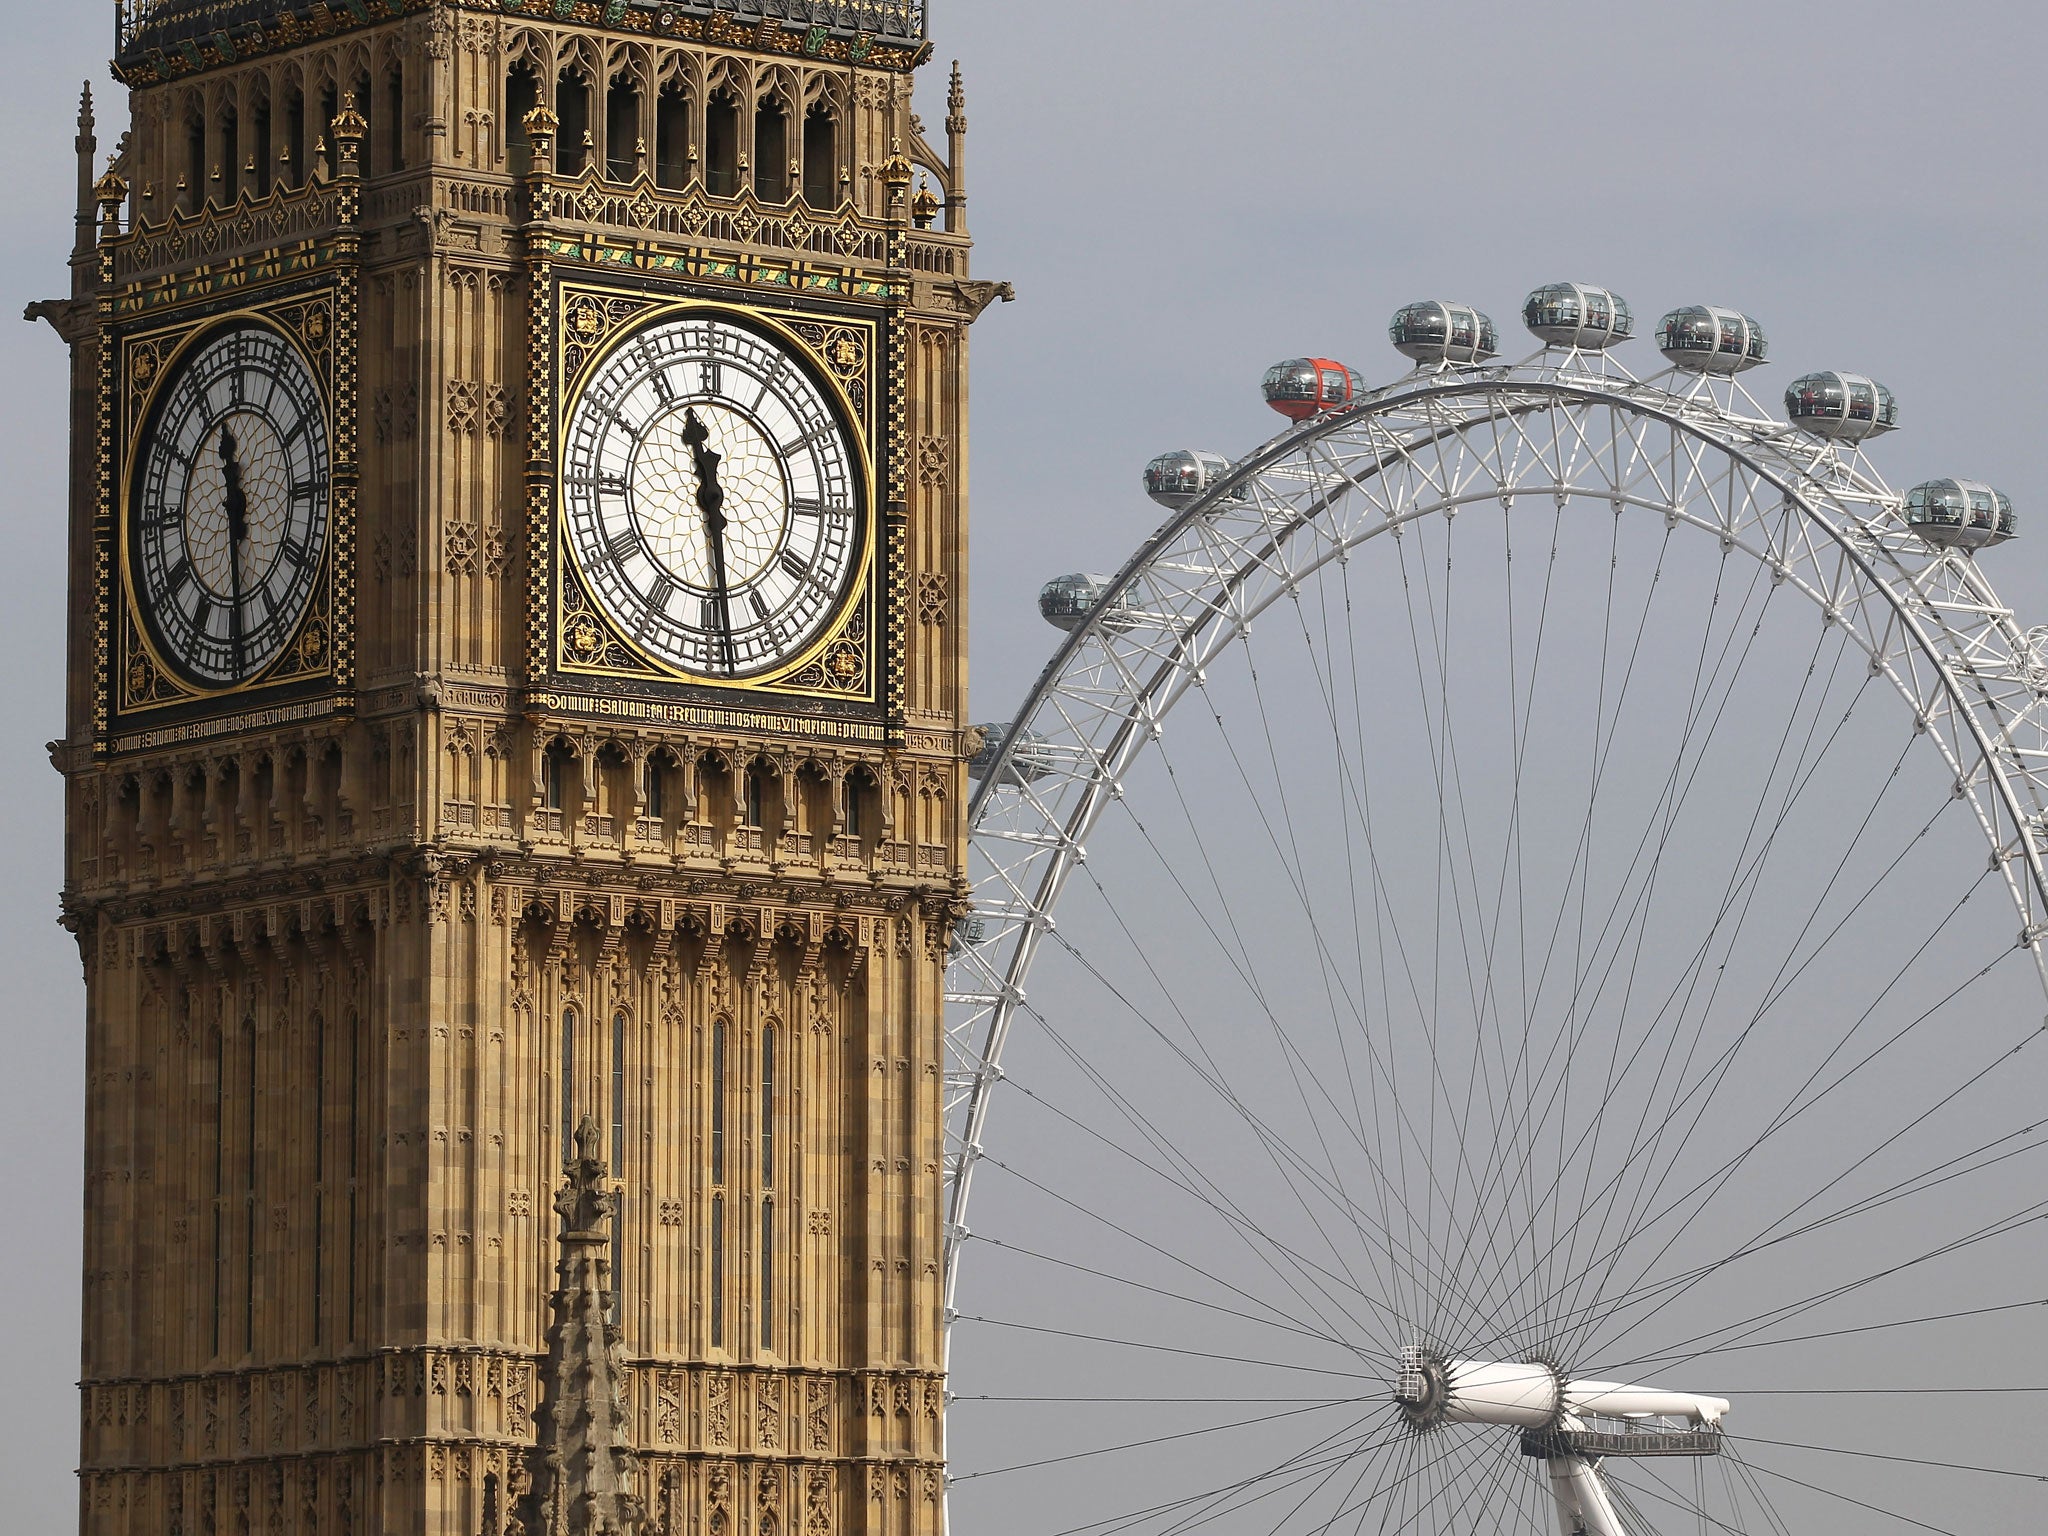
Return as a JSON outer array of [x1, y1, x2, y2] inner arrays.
[[543, 286, 883, 710], [97, 268, 364, 757]]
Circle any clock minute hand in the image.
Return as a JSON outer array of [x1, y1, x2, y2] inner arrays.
[[682, 407, 737, 673], [219, 423, 249, 674]]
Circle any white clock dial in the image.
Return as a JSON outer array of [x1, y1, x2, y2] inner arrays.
[[130, 322, 330, 688], [562, 313, 863, 678]]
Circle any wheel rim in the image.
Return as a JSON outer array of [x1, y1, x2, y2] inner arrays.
[[944, 359, 2048, 1533]]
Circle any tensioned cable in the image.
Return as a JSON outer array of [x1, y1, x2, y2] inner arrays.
[[1728, 1435, 2045, 1483], [1033, 1407, 1397, 1536], [1731, 1446, 1966, 1536], [948, 1396, 1375, 1483]]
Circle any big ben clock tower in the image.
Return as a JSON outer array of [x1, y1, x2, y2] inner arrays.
[[43, 3, 999, 1532]]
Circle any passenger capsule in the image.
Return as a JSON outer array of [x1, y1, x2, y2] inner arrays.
[[1390, 300, 1499, 365], [1784, 372, 1898, 443], [1262, 358, 1365, 421], [1657, 306, 1768, 374], [968, 722, 1056, 784], [1039, 573, 1135, 634], [1523, 283, 1634, 350], [1144, 450, 1244, 509], [1905, 479, 2016, 550]]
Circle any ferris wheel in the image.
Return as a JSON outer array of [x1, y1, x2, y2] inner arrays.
[[940, 286, 2048, 1536]]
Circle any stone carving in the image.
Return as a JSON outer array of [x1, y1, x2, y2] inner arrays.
[[446, 522, 479, 578], [805, 1377, 831, 1452], [707, 1371, 732, 1446]]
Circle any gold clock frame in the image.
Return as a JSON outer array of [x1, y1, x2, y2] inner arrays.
[[540, 283, 884, 708], [101, 281, 357, 750]]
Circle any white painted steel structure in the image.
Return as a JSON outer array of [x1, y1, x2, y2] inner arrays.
[[940, 327, 2048, 1532]]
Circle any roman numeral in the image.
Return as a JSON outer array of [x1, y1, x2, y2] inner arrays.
[[699, 361, 722, 397], [646, 361, 674, 405], [778, 425, 834, 459], [791, 498, 851, 520], [607, 528, 640, 565]]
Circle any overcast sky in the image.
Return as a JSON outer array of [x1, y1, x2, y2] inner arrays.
[[3, 2, 2046, 1528]]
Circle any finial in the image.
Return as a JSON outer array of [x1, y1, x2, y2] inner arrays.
[[574, 1113, 603, 1168], [331, 93, 369, 142], [880, 138, 913, 190], [94, 157, 129, 238], [78, 82, 96, 137], [910, 177, 939, 230], [332, 93, 368, 180]]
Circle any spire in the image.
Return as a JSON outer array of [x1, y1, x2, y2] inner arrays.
[[943, 63, 967, 234], [73, 83, 98, 260], [508, 1116, 645, 1536]]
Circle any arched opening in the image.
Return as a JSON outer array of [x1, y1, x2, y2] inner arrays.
[[217, 101, 238, 204], [801, 104, 837, 208], [351, 73, 374, 175], [385, 65, 405, 172], [504, 61, 539, 171], [654, 81, 689, 190], [184, 110, 206, 212], [318, 84, 337, 177], [704, 88, 738, 197], [743, 761, 773, 830], [543, 740, 575, 814], [642, 753, 666, 821], [846, 765, 882, 851], [251, 95, 272, 195], [282, 87, 305, 187], [555, 69, 592, 175], [605, 74, 640, 181], [753, 97, 789, 201]]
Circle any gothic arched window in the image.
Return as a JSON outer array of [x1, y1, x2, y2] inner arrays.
[[704, 89, 738, 197], [754, 97, 789, 201], [655, 82, 689, 189], [802, 105, 837, 208]]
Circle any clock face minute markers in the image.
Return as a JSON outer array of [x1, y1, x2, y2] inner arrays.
[[130, 322, 332, 689], [561, 314, 863, 680]]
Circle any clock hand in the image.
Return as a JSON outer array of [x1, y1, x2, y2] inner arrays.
[[219, 423, 249, 674], [682, 407, 737, 673]]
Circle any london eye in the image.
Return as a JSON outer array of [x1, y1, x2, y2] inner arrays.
[[942, 286, 2048, 1534]]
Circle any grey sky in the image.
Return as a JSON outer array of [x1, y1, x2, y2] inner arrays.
[[3, 2, 2045, 1529]]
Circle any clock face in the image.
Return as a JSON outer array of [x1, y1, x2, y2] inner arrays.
[[561, 313, 863, 679], [130, 322, 331, 688]]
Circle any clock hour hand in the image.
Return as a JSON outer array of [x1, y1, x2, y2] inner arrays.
[[681, 407, 737, 673], [219, 423, 249, 673]]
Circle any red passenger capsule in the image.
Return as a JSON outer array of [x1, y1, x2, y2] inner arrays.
[[1261, 358, 1365, 422]]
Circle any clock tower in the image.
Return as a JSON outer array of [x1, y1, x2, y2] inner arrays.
[[44, 4, 998, 1533]]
